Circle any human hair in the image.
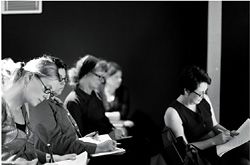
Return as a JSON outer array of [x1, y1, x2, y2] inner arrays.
[[68, 55, 99, 87], [1, 58, 26, 89], [106, 62, 122, 77], [93, 60, 108, 73], [179, 65, 211, 94], [24, 55, 67, 80]]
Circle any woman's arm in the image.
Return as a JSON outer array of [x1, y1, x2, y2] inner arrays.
[[164, 107, 188, 143], [164, 107, 232, 150], [204, 95, 238, 136]]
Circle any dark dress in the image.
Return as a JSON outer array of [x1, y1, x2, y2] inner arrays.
[[64, 86, 114, 136], [103, 85, 130, 120], [29, 97, 96, 155], [169, 99, 249, 165]]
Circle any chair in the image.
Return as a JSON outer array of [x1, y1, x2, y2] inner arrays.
[[161, 127, 186, 165]]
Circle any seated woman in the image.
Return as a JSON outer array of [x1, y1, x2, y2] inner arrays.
[[28, 56, 116, 155], [1, 57, 76, 164], [164, 65, 249, 165], [64, 55, 123, 140], [101, 62, 134, 133]]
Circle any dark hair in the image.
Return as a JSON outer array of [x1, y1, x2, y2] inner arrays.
[[179, 65, 211, 94], [106, 62, 122, 77], [68, 55, 99, 87]]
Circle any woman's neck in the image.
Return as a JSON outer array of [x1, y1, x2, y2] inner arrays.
[[177, 95, 196, 112], [78, 82, 93, 95]]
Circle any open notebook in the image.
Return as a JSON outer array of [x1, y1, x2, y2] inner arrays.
[[216, 118, 250, 157], [79, 134, 125, 157], [56, 151, 88, 165]]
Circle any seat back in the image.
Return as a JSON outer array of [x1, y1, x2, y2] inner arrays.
[[161, 127, 185, 165]]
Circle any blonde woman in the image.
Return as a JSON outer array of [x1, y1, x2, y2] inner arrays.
[[1, 56, 76, 164]]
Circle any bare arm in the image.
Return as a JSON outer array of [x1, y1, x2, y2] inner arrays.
[[164, 107, 232, 150]]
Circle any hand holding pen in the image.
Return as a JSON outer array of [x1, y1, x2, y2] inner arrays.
[[217, 128, 239, 137]]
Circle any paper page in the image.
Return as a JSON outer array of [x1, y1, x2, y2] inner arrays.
[[79, 134, 126, 157], [91, 147, 126, 157], [56, 151, 88, 165], [79, 134, 111, 144], [216, 118, 250, 157]]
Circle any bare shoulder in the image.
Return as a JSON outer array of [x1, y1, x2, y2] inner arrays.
[[164, 107, 182, 127]]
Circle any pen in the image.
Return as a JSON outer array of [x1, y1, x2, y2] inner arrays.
[[217, 129, 234, 136], [47, 143, 55, 163], [217, 128, 224, 133]]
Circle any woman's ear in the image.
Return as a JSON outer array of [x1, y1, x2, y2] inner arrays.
[[23, 72, 34, 86]]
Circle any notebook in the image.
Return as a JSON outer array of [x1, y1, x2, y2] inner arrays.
[[216, 118, 250, 157], [79, 134, 125, 157], [56, 151, 88, 165]]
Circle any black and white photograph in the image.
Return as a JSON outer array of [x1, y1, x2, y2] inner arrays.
[[1, 1, 249, 165]]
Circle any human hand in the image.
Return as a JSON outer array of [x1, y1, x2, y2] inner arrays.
[[114, 129, 124, 140], [213, 130, 233, 145], [84, 131, 99, 138], [95, 140, 117, 153], [14, 158, 38, 165], [229, 130, 239, 137], [53, 153, 77, 162], [2, 156, 38, 165]]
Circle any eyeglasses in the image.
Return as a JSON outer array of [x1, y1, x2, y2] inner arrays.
[[51, 56, 68, 83], [36, 75, 55, 97], [91, 72, 105, 82], [58, 76, 68, 83], [193, 91, 205, 98]]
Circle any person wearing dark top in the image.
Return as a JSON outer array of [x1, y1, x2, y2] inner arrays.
[[164, 65, 249, 165], [28, 56, 115, 156], [64, 55, 123, 140], [102, 62, 130, 120]]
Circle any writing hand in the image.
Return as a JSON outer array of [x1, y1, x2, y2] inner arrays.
[[230, 130, 239, 137], [53, 153, 77, 162]]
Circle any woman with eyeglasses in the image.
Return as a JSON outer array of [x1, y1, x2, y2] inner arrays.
[[64, 55, 123, 140], [1, 57, 77, 165], [164, 65, 249, 165], [28, 56, 116, 156]]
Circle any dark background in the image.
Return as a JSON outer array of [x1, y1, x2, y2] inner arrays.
[[2, 2, 249, 132]]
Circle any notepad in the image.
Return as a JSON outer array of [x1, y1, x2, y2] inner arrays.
[[56, 151, 88, 165], [216, 118, 250, 157], [79, 134, 126, 157]]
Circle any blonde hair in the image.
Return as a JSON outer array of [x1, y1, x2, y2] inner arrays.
[[1, 55, 66, 91], [1, 58, 26, 90]]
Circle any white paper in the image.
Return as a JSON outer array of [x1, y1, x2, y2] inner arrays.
[[56, 151, 88, 165], [79, 134, 112, 144], [79, 134, 126, 157], [216, 118, 250, 157]]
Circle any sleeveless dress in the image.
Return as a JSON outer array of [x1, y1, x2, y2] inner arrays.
[[168, 99, 250, 165], [169, 99, 220, 165]]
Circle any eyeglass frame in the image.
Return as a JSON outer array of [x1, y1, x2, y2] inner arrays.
[[58, 73, 68, 83], [91, 72, 105, 82], [35, 74, 55, 97], [51, 57, 68, 83], [193, 91, 205, 98]]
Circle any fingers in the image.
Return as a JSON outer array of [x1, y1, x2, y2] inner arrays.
[[230, 130, 239, 137], [61, 154, 77, 160], [84, 131, 98, 137], [107, 140, 117, 151]]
